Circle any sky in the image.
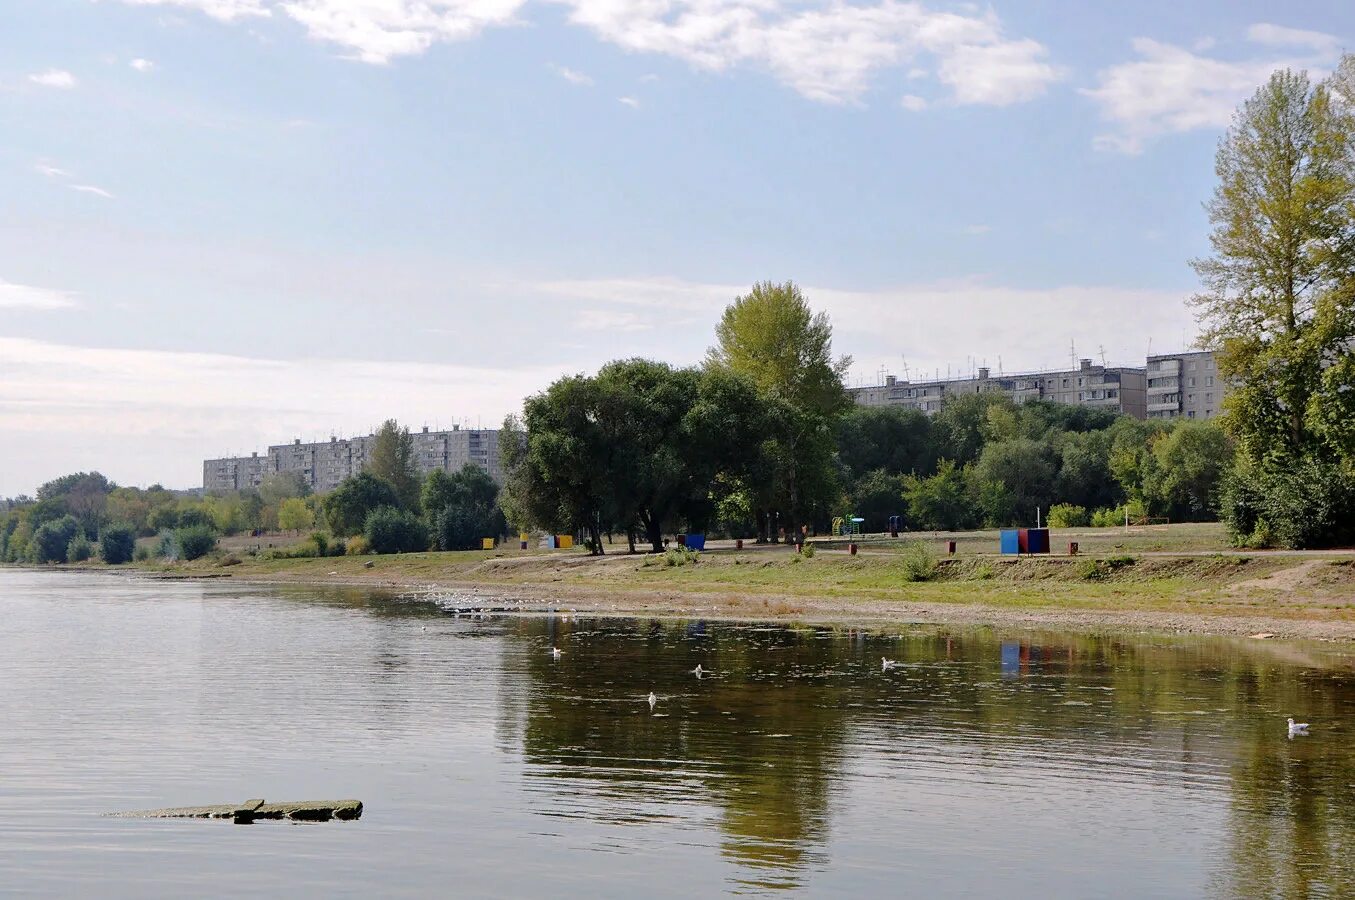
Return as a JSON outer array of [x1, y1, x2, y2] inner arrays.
[[2, 0, 1353, 495]]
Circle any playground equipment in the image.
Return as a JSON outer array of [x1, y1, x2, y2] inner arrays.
[[832, 516, 865, 537]]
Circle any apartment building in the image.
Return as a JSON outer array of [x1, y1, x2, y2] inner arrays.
[[204, 425, 505, 494], [850, 359, 1148, 419], [1146, 351, 1226, 421]]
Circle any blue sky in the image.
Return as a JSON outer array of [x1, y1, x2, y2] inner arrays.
[[2, 0, 1352, 493]]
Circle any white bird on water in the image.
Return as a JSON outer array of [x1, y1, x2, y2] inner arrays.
[[647, 691, 657, 709], [551, 647, 563, 659], [692, 664, 704, 679], [1288, 717, 1310, 738], [882, 657, 900, 671]]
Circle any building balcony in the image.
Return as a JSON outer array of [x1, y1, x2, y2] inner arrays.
[[1148, 400, 1180, 412]]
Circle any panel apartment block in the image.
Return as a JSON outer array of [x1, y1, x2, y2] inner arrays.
[[1146, 351, 1226, 421], [204, 426, 504, 493], [849, 359, 1147, 419]]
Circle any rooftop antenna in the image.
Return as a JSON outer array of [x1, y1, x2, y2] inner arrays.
[[900, 355, 911, 382], [998, 355, 1003, 375], [1099, 345, 1107, 367], [1070, 339, 1077, 370], [1147, 336, 1153, 358]]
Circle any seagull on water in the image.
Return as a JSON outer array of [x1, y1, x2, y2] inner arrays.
[[882, 657, 900, 671], [692, 664, 704, 679], [1288, 717, 1310, 738], [551, 647, 563, 659], [647, 691, 657, 709]]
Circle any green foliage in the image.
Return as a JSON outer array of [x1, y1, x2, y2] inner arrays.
[[707, 280, 851, 417], [1220, 458, 1355, 549], [65, 535, 94, 563], [175, 524, 218, 561], [346, 535, 371, 556], [32, 515, 80, 564], [969, 438, 1058, 526], [1047, 503, 1089, 528], [99, 524, 136, 565], [277, 496, 315, 532], [1144, 422, 1231, 521], [847, 469, 908, 534], [364, 506, 428, 554], [367, 419, 422, 510], [899, 541, 937, 582], [133, 544, 152, 562], [836, 406, 933, 481], [800, 542, 816, 558], [325, 472, 400, 537], [662, 546, 699, 567], [424, 464, 505, 551], [903, 460, 975, 531]]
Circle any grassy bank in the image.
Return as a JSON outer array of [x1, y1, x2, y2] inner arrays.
[[105, 523, 1355, 640]]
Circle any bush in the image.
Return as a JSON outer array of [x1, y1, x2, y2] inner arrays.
[[311, 531, 329, 557], [364, 506, 428, 554], [133, 544, 152, 562], [662, 546, 699, 567], [900, 541, 937, 582], [1221, 458, 1355, 549], [32, 515, 80, 564], [99, 524, 136, 565], [1090, 507, 1120, 528], [801, 542, 816, 558], [1047, 503, 1088, 528], [155, 531, 176, 559], [345, 535, 371, 556], [175, 524, 218, 561], [66, 535, 94, 563]]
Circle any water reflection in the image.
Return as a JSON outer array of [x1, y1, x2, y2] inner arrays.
[[4, 572, 1355, 896]]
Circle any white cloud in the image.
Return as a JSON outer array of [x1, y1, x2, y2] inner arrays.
[[130, 58, 156, 71], [550, 63, 593, 86], [1083, 26, 1342, 153], [530, 275, 1194, 382], [617, 95, 640, 108], [1246, 23, 1340, 53], [962, 224, 990, 235], [0, 336, 560, 492], [576, 309, 653, 332], [899, 93, 927, 111], [28, 69, 77, 89], [35, 162, 71, 178], [111, 0, 1060, 105], [0, 278, 79, 310], [117, 0, 270, 21], [70, 184, 116, 199]]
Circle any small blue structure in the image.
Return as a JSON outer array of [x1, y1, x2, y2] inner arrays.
[[999, 529, 1021, 555], [683, 534, 706, 551], [1025, 528, 1050, 554]]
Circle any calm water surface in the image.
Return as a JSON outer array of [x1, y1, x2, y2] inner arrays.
[[3, 570, 1355, 897]]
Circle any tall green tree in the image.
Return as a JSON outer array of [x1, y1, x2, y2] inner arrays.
[[367, 419, 421, 509], [324, 472, 400, 537], [1191, 64, 1355, 468], [835, 406, 934, 480], [423, 464, 505, 551], [706, 281, 852, 417]]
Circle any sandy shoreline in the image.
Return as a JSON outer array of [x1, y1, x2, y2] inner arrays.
[[189, 572, 1355, 642]]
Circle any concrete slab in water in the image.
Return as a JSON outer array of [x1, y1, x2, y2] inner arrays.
[[110, 799, 362, 822]]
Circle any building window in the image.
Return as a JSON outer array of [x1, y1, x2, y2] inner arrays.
[[1187, 410, 1196, 418], [1206, 376, 1214, 386], [1188, 377, 1196, 387]]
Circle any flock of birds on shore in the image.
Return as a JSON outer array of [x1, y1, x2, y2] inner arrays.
[[541, 644, 1316, 737]]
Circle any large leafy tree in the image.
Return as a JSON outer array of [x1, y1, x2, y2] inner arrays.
[[324, 472, 400, 537], [707, 281, 852, 417], [423, 464, 505, 551], [366, 419, 421, 510], [835, 406, 934, 480], [1191, 64, 1355, 469]]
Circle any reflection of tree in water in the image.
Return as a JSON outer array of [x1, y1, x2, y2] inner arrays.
[[511, 619, 857, 891], [1213, 673, 1355, 898]]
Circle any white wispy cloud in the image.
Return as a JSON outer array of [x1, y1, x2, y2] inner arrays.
[[899, 93, 928, 111], [617, 95, 640, 109], [1083, 25, 1342, 153], [118, 0, 269, 21], [0, 336, 561, 492], [550, 63, 593, 86], [35, 162, 71, 178], [0, 278, 79, 310], [28, 69, 77, 89], [129, 58, 157, 72], [110, 0, 1061, 106], [529, 275, 1194, 380], [70, 184, 116, 199], [576, 309, 653, 332]]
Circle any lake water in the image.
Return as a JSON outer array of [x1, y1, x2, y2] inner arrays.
[[3, 570, 1355, 897]]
